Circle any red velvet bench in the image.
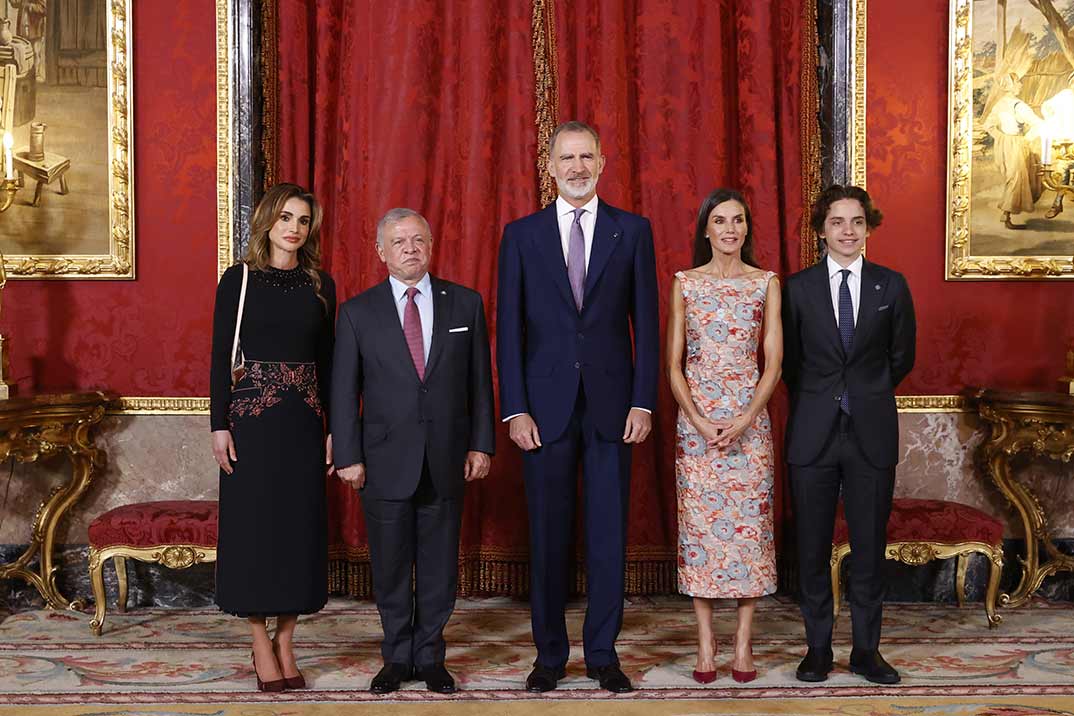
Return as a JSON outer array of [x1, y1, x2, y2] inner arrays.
[[88, 501, 218, 635], [830, 497, 1004, 628]]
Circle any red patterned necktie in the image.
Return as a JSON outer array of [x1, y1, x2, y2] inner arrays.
[[404, 286, 425, 380]]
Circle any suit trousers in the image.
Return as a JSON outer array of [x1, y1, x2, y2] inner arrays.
[[362, 457, 462, 668], [522, 384, 632, 669], [790, 413, 895, 651]]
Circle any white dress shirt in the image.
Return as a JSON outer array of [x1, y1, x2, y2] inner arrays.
[[389, 273, 433, 363], [826, 254, 862, 327], [556, 194, 600, 270]]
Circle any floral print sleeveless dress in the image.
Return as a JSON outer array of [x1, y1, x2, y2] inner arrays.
[[675, 270, 777, 598]]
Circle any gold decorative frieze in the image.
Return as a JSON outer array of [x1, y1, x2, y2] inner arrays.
[[108, 397, 209, 415]]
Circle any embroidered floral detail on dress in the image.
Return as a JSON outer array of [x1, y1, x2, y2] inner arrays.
[[228, 361, 322, 424]]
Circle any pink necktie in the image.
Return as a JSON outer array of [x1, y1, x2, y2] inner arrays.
[[404, 286, 425, 380]]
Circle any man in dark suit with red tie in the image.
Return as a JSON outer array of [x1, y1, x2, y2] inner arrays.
[[782, 185, 916, 685], [332, 208, 495, 695], [496, 121, 659, 694]]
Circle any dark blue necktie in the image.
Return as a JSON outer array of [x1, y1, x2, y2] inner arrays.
[[838, 269, 854, 414]]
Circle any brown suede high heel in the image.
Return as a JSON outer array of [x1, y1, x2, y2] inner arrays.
[[252, 651, 286, 692], [272, 638, 306, 690]]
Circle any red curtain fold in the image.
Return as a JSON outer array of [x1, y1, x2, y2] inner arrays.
[[274, 0, 808, 594]]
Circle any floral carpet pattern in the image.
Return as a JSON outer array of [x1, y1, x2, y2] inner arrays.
[[0, 596, 1072, 714]]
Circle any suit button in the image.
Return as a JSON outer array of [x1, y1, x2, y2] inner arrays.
[[574, 361, 581, 369]]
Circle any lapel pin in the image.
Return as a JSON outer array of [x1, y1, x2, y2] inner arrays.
[[874, 284, 881, 290], [441, 290, 447, 295], [613, 232, 620, 239]]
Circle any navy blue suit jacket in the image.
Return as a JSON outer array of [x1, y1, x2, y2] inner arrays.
[[496, 200, 659, 443]]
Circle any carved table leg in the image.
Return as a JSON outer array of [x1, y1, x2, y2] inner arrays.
[[34, 451, 98, 610], [984, 450, 1041, 608]]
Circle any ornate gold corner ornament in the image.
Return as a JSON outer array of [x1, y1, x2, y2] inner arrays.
[[800, 0, 822, 268], [945, 0, 1073, 280], [107, 397, 210, 415], [216, 0, 235, 280], [896, 395, 969, 412], [3, 0, 134, 279], [850, 0, 867, 189], [532, 0, 559, 208]]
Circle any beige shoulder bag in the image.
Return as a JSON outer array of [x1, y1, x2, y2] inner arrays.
[[230, 263, 249, 387]]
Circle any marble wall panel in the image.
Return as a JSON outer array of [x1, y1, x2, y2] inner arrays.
[[896, 413, 1074, 538], [1, 412, 1069, 545], [0, 415, 217, 544]]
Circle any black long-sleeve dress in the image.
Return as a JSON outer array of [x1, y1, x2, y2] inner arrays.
[[210, 263, 336, 616]]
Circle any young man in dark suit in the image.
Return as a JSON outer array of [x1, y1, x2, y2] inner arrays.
[[331, 208, 495, 694], [782, 185, 916, 685], [496, 121, 659, 694]]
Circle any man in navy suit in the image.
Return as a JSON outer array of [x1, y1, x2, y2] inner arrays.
[[496, 121, 659, 694], [782, 185, 915, 685]]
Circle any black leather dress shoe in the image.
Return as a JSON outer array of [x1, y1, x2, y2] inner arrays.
[[586, 664, 633, 693], [795, 647, 834, 682], [416, 663, 456, 694], [369, 662, 412, 694], [525, 664, 566, 692], [849, 649, 900, 684]]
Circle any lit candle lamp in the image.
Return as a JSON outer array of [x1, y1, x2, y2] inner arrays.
[[1041, 132, 1053, 166], [2, 132, 11, 181]]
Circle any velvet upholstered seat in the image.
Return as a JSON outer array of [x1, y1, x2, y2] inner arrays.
[[88, 501, 218, 635], [831, 498, 1005, 628]]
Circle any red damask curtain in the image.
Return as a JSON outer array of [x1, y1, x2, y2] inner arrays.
[[271, 0, 814, 595]]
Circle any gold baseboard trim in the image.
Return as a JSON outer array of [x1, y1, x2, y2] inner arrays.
[[896, 395, 968, 413], [106, 395, 967, 416], [107, 397, 210, 415]]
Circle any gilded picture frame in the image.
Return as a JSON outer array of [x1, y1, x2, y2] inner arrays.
[[0, 0, 134, 280], [946, 0, 1074, 280]]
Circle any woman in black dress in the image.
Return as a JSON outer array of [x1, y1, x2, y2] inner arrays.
[[210, 183, 336, 691]]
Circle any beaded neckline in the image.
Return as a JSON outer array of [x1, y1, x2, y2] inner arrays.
[[255, 264, 312, 291]]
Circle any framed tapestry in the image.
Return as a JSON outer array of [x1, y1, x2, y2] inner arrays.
[[0, 0, 134, 280], [946, 0, 1074, 279]]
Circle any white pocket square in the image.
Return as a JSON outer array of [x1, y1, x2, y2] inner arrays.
[[449, 326, 469, 333], [878, 304, 890, 311]]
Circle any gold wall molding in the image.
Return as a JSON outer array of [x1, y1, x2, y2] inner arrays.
[[800, 0, 822, 267], [532, 0, 559, 208], [107, 395, 963, 416], [4, 0, 135, 279], [107, 397, 209, 416], [850, 0, 867, 189], [896, 395, 969, 413], [216, 0, 235, 280]]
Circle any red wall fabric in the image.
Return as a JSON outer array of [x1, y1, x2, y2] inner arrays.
[[275, 0, 540, 562], [867, 1, 1074, 394], [552, 0, 806, 560], [275, 0, 807, 591], [1, 1, 218, 396]]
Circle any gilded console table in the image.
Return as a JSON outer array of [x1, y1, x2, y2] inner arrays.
[[967, 388, 1074, 608], [0, 392, 110, 609]]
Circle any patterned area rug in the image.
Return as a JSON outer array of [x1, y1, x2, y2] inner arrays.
[[1, 596, 1072, 714]]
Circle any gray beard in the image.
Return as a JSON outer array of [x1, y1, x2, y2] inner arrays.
[[556, 176, 596, 201]]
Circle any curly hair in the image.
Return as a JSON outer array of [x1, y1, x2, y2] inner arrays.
[[810, 184, 883, 236]]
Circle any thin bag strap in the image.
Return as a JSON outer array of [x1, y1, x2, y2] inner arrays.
[[230, 263, 249, 368]]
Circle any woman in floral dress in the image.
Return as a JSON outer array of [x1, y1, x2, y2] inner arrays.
[[666, 188, 782, 683]]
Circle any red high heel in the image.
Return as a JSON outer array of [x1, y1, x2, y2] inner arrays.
[[692, 639, 717, 684], [731, 667, 757, 683], [731, 640, 757, 683]]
